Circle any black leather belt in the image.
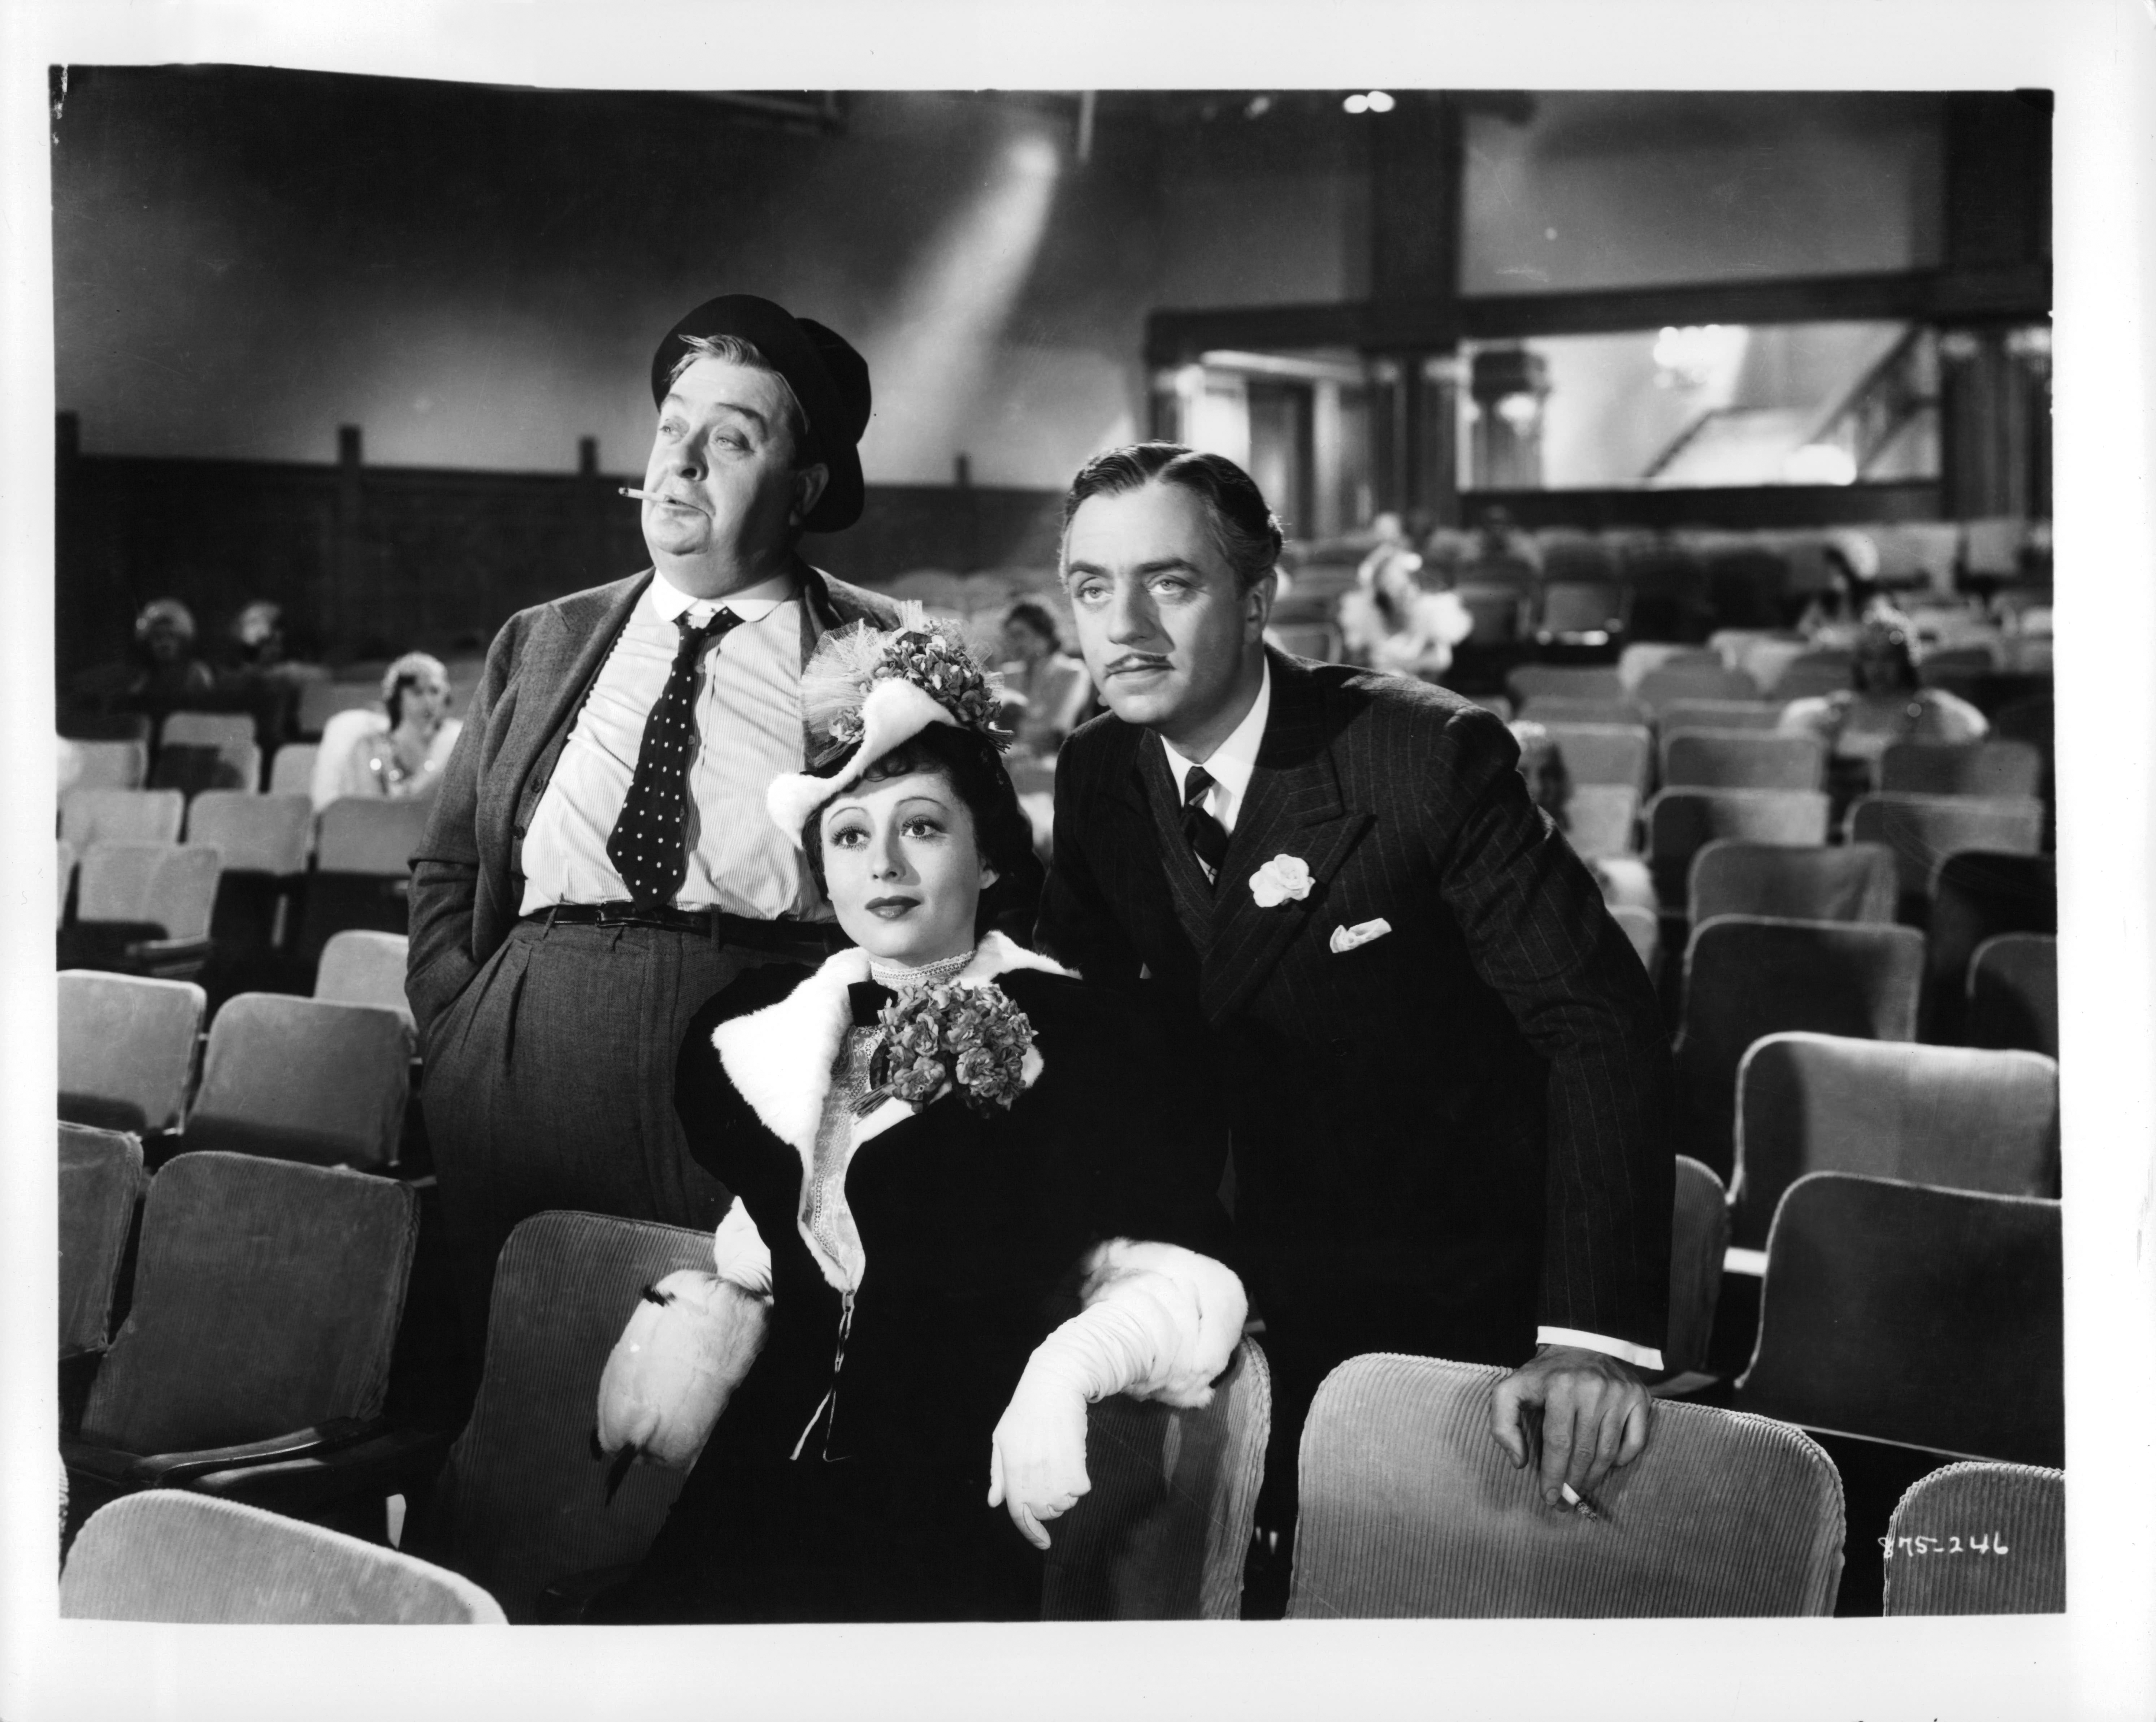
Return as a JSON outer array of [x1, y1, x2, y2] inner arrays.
[[525, 901, 839, 955]]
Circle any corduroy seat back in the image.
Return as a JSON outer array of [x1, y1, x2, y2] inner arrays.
[[1881, 1462, 2065, 1615], [185, 992, 411, 1169], [1287, 1355, 1842, 1617], [1967, 932, 2058, 1059], [78, 1152, 419, 1455], [1509, 663, 1625, 704], [60, 787, 185, 850], [1042, 1338, 1270, 1620], [1730, 1033, 2058, 1250], [1645, 789, 1830, 907], [1687, 839, 1899, 929], [58, 969, 205, 1134], [407, 1211, 715, 1623], [1925, 852, 2055, 1042], [1675, 917, 1924, 1178], [1735, 1174, 2063, 1466], [63, 1492, 506, 1623], [58, 1124, 144, 1359], [184, 790, 313, 875], [1845, 793, 2046, 904], [1540, 723, 1652, 795]]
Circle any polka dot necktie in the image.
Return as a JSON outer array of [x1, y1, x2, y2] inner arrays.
[[606, 608, 742, 908], [1181, 765, 1230, 882]]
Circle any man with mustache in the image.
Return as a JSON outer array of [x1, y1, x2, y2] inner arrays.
[[1037, 444, 1675, 1613], [407, 295, 898, 1355]]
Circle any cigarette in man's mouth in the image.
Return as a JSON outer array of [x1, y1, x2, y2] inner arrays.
[[619, 486, 662, 501]]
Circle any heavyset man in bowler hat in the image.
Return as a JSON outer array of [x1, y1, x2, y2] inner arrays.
[[409, 295, 898, 1345], [1036, 444, 1676, 1609]]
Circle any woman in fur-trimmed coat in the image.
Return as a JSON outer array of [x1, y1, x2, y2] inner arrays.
[[595, 620, 1241, 1626]]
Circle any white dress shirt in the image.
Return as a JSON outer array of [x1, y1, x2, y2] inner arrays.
[[1164, 658, 1660, 1373], [519, 567, 826, 921]]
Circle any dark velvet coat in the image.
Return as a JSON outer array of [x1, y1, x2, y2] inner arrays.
[[1036, 651, 1675, 1410], [613, 937, 1231, 1623]]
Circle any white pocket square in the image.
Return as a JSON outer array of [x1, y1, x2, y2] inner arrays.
[[1329, 918, 1392, 954]]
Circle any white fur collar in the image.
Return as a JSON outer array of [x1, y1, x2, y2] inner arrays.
[[712, 931, 1072, 1159], [713, 933, 1069, 1295]]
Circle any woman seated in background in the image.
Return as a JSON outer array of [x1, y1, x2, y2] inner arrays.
[[592, 612, 1242, 1624], [1778, 614, 1988, 815], [994, 598, 1091, 757], [309, 651, 463, 810], [1337, 514, 1472, 682]]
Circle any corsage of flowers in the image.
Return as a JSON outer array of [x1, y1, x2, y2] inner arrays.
[[858, 981, 1037, 1117], [823, 621, 1005, 756], [1249, 853, 1315, 909]]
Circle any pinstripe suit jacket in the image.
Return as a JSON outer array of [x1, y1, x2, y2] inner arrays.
[[1037, 649, 1674, 1375]]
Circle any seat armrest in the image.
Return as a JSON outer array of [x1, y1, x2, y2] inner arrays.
[[188, 1425, 456, 1517], [125, 935, 214, 972], [64, 1416, 373, 1487]]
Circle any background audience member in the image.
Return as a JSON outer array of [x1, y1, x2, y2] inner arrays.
[[310, 650, 463, 810], [995, 598, 1091, 757], [1779, 614, 1987, 817]]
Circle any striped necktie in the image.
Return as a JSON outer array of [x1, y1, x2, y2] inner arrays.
[[1181, 765, 1230, 881]]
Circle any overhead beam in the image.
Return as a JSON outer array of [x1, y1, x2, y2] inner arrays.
[[1144, 263, 2051, 366]]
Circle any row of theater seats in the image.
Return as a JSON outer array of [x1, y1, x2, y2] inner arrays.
[[58, 935, 415, 1170], [57, 792, 431, 998], [56, 1134, 2062, 1621]]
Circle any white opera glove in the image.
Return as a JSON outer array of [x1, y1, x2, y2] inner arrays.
[[987, 1239, 1247, 1550], [594, 1200, 773, 1473]]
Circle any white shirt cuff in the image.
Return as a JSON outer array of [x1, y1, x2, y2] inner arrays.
[[1536, 1325, 1664, 1372]]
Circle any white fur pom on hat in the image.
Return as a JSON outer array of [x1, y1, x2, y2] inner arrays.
[[765, 675, 965, 840]]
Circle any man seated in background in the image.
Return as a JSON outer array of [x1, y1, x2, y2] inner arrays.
[[407, 294, 897, 1359]]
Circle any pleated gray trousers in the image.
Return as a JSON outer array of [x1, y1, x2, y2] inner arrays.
[[420, 918, 814, 1343]]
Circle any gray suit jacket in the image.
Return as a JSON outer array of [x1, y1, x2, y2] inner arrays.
[[405, 562, 897, 1043]]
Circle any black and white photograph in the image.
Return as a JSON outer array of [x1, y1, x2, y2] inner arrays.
[[4, 2, 2152, 1718]]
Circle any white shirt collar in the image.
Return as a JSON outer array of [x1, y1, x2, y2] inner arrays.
[[648, 564, 797, 626], [1161, 658, 1271, 835]]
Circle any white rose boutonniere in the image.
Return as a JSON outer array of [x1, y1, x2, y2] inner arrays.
[[1249, 853, 1315, 909]]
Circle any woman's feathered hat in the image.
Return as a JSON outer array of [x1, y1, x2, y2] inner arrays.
[[765, 602, 1010, 841]]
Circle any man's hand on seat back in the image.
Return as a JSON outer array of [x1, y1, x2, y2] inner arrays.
[[1489, 1344, 1651, 1508]]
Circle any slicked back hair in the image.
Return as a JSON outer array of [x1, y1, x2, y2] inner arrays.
[[1059, 442, 1285, 593]]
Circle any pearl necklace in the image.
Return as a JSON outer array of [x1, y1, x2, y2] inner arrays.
[[868, 947, 978, 990]]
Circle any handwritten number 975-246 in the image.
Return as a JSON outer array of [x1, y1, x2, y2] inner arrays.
[[1876, 1531, 2011, 1558]]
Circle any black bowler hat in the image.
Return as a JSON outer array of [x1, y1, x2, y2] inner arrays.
[[650, 294, 871, 533]]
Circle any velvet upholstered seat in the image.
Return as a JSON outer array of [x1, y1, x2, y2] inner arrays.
[[57, 1123, 144, 1361], [63, 1492, 505, 1624], [1287, 1355, 1842, 1617]]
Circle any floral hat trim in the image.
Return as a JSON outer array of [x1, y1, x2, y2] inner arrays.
[[766, 602, 1011, 840]]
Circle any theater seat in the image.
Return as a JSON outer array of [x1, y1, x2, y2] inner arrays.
[[1688, 839, 1899, 929], [403, 1211, 717, 1623], [1879, 740, 2044, 800], [1540, 723, 1652, 797], [1517, 695, 1654, 729], [1881, 1462, 2065, 1616], [60, 841, 222, 981], [1645, 789, 1831, 909], [315, 929, 415, 1028], [1734, 1173, 2063, 1467], [1674, 916, 1923, 1177], [60, 787, 185, 851], [1925, 852, 2056, 1043], [1285, 1354, 1842, 1617], [1729, 1033, 2059, 1251], [1966, 933, 2058, 1059], [58, 969, 205, 1137], [1662, 1155, 1728, 1383], [1042, 1339, 1270, 1620], [58, 1123, 144, 1362], [1661, 730, 1826, 793], [1844, 793, 2047, 916], [68, 739, 149, 793], [1636, 663, 1760, 713], [62, 1151, 435, 1531], [1509, 664, 1625, 705], [268, 742, 320, 796], [1660, 698, 1779, 735], [62, 1492, 505, 1623], [185, 992, 412, 1171], [1559, 785, 1639, 861], [295, 797, 433, 963]]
